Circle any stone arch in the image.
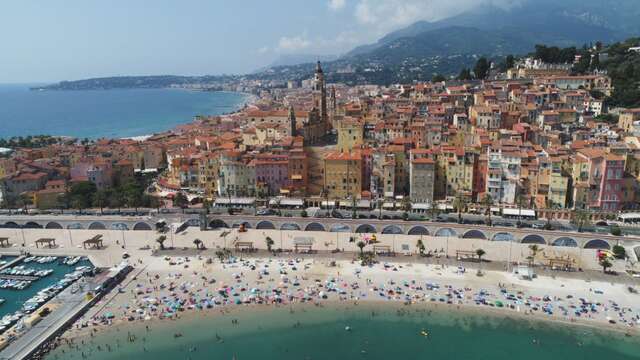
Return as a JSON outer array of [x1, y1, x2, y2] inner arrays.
[[67, 222, 84, 230], [305, 222, 325, 232], [23, 221, 43, 229], [355, 224, 376, 233], [88, 222, 106, 230], [133, 222, 152, 231], [232, 221, 251, 229], [330, 224, 351, 233], [3, 221, 20, 229], [209, 219, 229, 229], [521, 234, 546, 245], [256, 220, 276, 230], [552, 237, 578, 247], [492, 232, 515, 242], [584, 239, 611, 250], [280, 223, 301, 231], [408, 226, 429, 236], [435, 228, 457, 237], [111, 223, 129, 231], [382, 225, 403, 234], [462, 229, 487, 239], [45, 221, 63, 229]]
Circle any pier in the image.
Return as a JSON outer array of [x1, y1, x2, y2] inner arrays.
[[0, 256, 25, 272], [0, 274, 39, 282]]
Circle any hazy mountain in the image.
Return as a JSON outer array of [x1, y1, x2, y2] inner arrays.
[[347, 0, 637, 58]]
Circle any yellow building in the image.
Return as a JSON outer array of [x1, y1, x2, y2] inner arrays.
[[618, 108, 640, 133], [323, 151, 362, 200], [337, 118, 364, 152]]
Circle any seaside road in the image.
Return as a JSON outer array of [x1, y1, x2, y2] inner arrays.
[[0, 278, 99, 360]]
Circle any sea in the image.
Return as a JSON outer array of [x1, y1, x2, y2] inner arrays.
[[45, 304, 640, 360], [0, 256, 94, 320], [0, 84, 251, 139]]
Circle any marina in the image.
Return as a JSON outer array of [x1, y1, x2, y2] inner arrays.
[[0, 256, 94, 336]]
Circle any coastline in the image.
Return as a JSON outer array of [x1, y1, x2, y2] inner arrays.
[[56, 254, 640, 341], [0, 87, 254, 140], [61, 297, 639, 343], [47, 300, 640, 360]]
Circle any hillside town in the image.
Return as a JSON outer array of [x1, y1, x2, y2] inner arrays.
[[2, 56, 640, 225]]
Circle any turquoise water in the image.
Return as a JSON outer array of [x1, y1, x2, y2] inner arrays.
[[46, 304, 640, 360], [0, 84, 249, 139], [0, 257, 93, 319]]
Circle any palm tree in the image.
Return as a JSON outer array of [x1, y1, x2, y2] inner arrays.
[[527, 244, 540, 266], [452, 193, 467, 224], [481, 194, 493, 226], [416, 239, 425, 256], [357, 241, 366, 255], [572, 209, 591, 232], [351, 197, 358, 219], [599, 257, 612, 274], [377, 199, 384, 220], [516, 193, 526, 226], [193, 239, 203, 250], [265, 236, 274, 252], [476, 248, 486, 275], [429, 202, 440, 221], [156, 235, 167, 250]]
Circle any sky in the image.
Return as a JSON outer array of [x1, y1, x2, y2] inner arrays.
[[0, 0, 523, 83]]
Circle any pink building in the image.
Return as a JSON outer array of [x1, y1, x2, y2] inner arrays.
[[255, 153, 289, 195]]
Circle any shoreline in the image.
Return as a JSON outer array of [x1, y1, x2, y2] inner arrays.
[[0, 87, 255, 141], [58, 255, 640, 340], [61, 297, 639, 343]]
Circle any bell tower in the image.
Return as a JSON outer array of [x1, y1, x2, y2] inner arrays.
[[312, 61, 327, 128], [288, 105, 296, 137]]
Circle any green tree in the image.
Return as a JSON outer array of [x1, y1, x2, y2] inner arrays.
[[612, 245, 626, 259], [610, 225, 622, 236], [156, 235, 167, 250], [599, 257, 612, 274], [481, 194, 493, 226], [457, 68, 473, 81], [571, 209, 591, 232], [67, 181, 97, 210], [173, 192, 189, 211], [357, 241, 366, 255], [452, 193, 468, 224], [92, 189, 109, 214], [416, 239, 425, 256], [431, 74, 446, 82], [476, 248, 486, 275], [474, 57, 490, 80], [527, 244, 540, 266], [429, 202, 440, 220], [505, 55, 515, 69], [265, 236, 274, 252]]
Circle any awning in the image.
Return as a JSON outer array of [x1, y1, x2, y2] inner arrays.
[[270, 198, 304, 206], [411, 203, 431, 210], [214, 197, 256, 205], [502, 208, 536, 217]]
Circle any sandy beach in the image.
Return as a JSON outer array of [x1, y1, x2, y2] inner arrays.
[[59, 251, 640, 344]]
